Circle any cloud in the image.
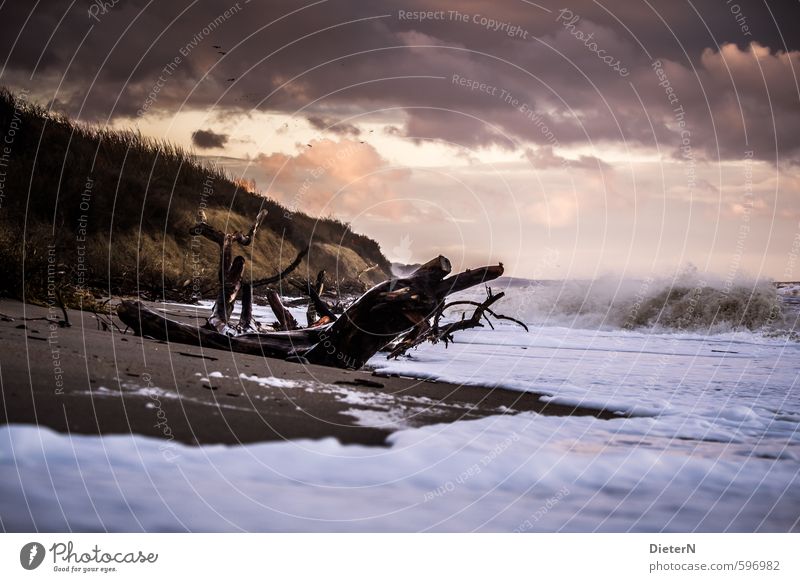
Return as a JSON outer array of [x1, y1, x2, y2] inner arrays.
[[526, 195, 579, 228], [254, 138, 412, 218], [3, 1, 798, 162], [191, 129, 228, 149], [524, 146, 611, 171], [306, 115, 361, 136], [3, 0, 800, 279], [632, 42, 800, 163]]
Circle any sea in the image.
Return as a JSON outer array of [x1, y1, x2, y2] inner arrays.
[[2, 273, 798, 531]]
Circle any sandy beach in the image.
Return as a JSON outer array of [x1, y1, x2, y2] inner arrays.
[[0, 299, 621, 448]]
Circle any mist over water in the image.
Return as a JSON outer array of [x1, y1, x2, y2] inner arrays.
[[462, 267, 800, 335]]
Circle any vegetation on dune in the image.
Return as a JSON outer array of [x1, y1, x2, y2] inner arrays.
[[0, 89, 391, 304]]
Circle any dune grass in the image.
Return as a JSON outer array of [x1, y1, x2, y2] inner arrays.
[[0, 88, 391, 303]]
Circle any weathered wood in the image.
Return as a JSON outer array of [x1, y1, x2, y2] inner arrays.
[[292, 270, 337, 324], [302, 262, 505, 369], [117, 300, 323, 358], [117, 257, 505, 370], [190, 210, 308, 335], [386, 286, 528, 359], [433, 291, 504, 341], [235, 208, 269, 246], [192, 209, 268, 333], [356, 263, 380, 287], [238, 282, 255, 331], [411, 255, 451, 281], [442, 298, 529, 332], [385, 319, 431, 359], [266, 289, 299, 331], [435, 263, 504, 296], [307, 270, 327, 325], [251, 245, 310, 288], [190, 220, 224, 246]]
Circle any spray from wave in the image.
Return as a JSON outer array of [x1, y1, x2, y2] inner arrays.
[[462, 265, 799, 335]]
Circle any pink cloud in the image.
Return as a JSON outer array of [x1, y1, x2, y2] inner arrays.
[[255, 138, 412, 218]]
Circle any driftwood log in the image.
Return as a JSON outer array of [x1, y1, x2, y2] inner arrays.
[[118, 254, 505, 369], [190, 209, 308, 334], [386, 286, 529, 359]]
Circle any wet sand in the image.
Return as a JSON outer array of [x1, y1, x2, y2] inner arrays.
[[0, 299, 624, 447]]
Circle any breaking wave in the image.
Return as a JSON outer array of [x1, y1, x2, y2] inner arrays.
[[466, 267, 800, 335]]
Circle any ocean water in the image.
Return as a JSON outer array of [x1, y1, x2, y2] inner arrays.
[[1, 277, 798, 532]]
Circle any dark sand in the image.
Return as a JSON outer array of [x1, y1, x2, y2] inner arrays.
[[0, 299, 624, 447]]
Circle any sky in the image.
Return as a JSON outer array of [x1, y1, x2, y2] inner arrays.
[[1, 0, 799, 280]]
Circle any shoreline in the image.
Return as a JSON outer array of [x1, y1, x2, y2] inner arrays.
[[0, 299, 624, 447]]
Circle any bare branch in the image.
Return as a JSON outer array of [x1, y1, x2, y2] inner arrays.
[[190, 221, 225, 245], [251, 245, 309, 288], [387, 285, 527, 358], [266, 289, 299, 331], [291, 272, 337, 322], [233, 208, 268, 246]]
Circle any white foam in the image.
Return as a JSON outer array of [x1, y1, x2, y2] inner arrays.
[[238, 373, 302, 388], [1, 417, 797, 532]]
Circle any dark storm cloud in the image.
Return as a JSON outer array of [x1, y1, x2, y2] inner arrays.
[[1, 0, 798, 161], [191, 128, 228, 149], [306, 115, 361, 136]]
